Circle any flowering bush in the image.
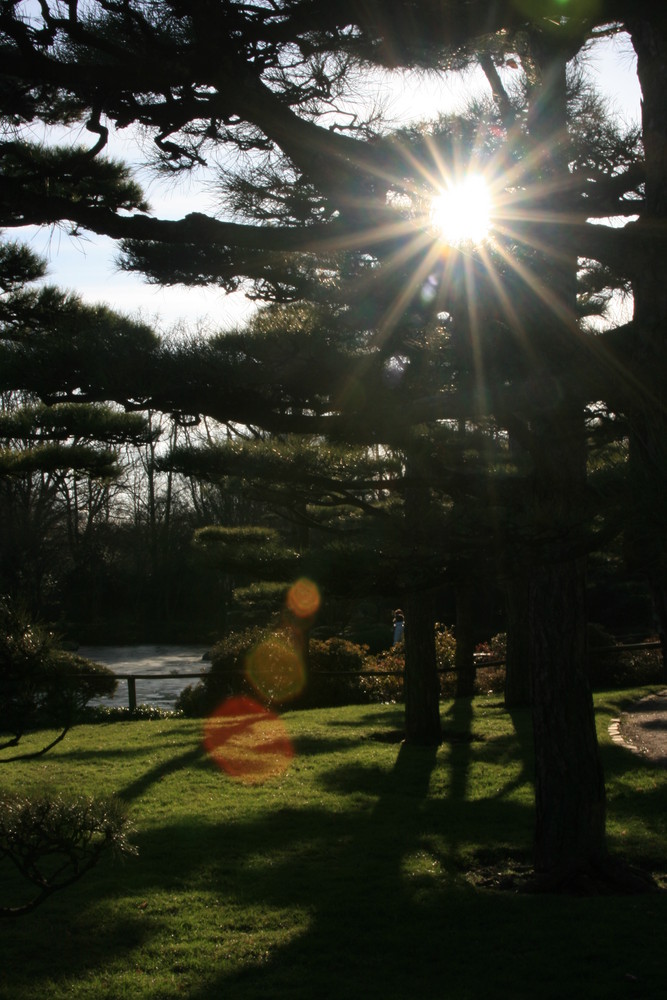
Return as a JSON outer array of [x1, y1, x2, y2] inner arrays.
[[178, 628, 375, 714], [177, 623, 515, 715], [359, 644, 405, 703], [359, 625, 459, 702], [471, 632, 507, 696]]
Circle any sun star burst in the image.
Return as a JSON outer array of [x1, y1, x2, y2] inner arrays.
[[430, 174, 492, 247]]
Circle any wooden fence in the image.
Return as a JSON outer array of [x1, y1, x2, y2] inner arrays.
[[101, 640, 662, 710]]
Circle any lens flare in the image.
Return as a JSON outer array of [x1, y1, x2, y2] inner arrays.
[[431, 174, 492, 247], [286, 578, 321, 619], [203, 695, 294, 783], [245, 635, 306, 703]]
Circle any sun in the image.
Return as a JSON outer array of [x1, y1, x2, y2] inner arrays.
[[430, 174, 492, 247]]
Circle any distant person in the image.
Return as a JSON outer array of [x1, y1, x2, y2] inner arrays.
[[392, 609, 405, 645]]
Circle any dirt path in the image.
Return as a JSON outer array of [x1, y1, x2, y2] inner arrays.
[[610, 690, 667, 766]]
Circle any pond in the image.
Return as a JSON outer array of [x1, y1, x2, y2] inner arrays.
[[78, 645, 210, 710]]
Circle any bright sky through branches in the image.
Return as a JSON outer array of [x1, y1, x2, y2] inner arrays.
[[17, 34, 640, 333], [430, 175, 492, 246]]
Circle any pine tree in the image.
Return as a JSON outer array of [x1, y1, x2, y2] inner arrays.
[[0, 0, 661, 890]]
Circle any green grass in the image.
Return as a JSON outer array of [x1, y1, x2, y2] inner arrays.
[[1, 689, 666, 1000]]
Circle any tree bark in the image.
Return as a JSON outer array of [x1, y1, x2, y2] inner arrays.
[[454, 574, 476, 698], [626, 12, 667, 679], [504, 575, 532, 708], [523, 36, 608, 884], [401, 453, 442, 745], [530, 555, 606, 880], [404, 588, 442, 746]]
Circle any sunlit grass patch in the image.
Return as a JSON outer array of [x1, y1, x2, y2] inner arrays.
[[1, 692, 665, 999]]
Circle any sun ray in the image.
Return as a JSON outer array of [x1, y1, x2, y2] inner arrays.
[[486, 236, 578, 332], [431, 175, 493, 247], [373, 239, 449, 338]]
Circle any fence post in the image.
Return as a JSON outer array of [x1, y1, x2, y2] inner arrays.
[[127, 677, 137, 712]]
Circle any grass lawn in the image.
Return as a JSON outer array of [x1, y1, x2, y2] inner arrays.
[[1, 689, 666, 1000]]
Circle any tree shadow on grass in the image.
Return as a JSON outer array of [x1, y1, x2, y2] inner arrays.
[[10, 701, 663, 998], [116, 744, 208, 803], [10, 714, 662, 1000], [480, 706, 535, 802], [443, 695, 474, 802], [324, 705, 405, 731], [291, 731, 390, 757], [174, 742, 552, 999]]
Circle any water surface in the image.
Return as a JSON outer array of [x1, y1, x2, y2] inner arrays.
[[78, 644, 209, 710]]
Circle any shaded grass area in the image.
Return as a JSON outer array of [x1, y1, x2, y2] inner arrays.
[[1, 690, 666, 1000]]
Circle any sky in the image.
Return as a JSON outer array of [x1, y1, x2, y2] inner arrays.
[[15, 33, 642, 337]]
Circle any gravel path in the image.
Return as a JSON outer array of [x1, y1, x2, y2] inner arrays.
[[610, 690, 667, 766]]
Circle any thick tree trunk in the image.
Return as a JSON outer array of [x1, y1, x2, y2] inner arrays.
[[504, 575, 532, 708], [647, 576, 667, 675], [523, 38, 609, 885], [404, 589, 442, 746], [626, 430, 667, 676], [455, 575, 476, 698], [402, 454, 442, 745], [530, 556, 607, 879], [626, 13, 667, 679]]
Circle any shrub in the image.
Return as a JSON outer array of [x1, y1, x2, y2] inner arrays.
[[588, 624, 664, 689], [77, 703, 181, 723], [0, 792, 135, 916], [472, 632, 507, 696], [359, 643, 404, 703], [473, 663, 507, 695], [306, 637, 372, 707], [342, 622, 393, 654], [177, 628, 375, 714], [177, 623, 515, 716], [474, 632, 507, 663], [435, 624, 458, 696], [176, 625, 267, 716], [0, 599, 117, 751]]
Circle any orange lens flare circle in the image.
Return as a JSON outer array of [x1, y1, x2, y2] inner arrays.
[[203, 695, 294, 783], [286, 578, 321, 619], [245, 636, 306, 704]]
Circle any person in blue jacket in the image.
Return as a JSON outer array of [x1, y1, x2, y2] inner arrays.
[[392, 609, 405, 645]]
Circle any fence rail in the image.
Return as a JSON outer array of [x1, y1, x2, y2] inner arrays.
[[89, 640, 663, 711], [103, 672, 208, 711]]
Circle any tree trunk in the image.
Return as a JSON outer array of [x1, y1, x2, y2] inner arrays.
[[626, 13, 667, 679], [523, 37, 608, 884], [504, 575, 532, 708], [530, 555, 607, 880], [455, 575, 476, 698], [402, 453, 442, 745], [404, 588, 442, 746]]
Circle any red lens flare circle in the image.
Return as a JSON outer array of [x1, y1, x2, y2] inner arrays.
[[286, 578, 321, 619], [203, 696, 294, 783]]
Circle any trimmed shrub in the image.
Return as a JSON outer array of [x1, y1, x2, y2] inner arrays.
[[358, 643, 404, 703], [306, 637, 372, 707], [342, 622, 393, 654], [77, 704, 181, 723], [0, 792, 134, 916], [176, 625, 266, 716], [177, 622, 515, 716], [0, 599, 117, 746], [588, 624, 664, 689], [177, 628, 375, 714]]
